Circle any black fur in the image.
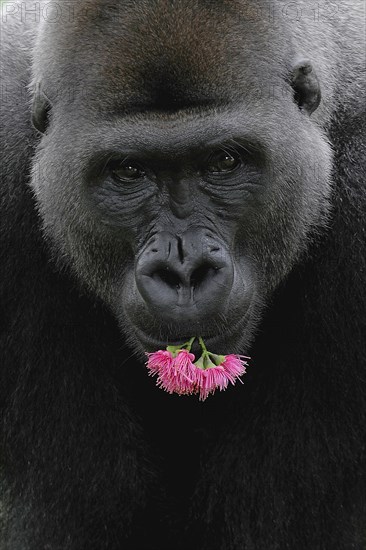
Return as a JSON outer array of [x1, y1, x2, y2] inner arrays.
[[0, 1, 365, 549]]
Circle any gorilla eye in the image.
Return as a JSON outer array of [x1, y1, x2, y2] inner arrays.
[[111, 160, 145, 182], [206, 150, 241, 174]]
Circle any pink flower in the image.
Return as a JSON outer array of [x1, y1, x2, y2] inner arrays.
[[168, 349, 197, 395], [145, 340, 249, 400], [221, 354, 248, 384], [146, 349, 197, 395], [194, 356, 247, 401], [196, 365, 229, 401], [146, 350, 174, 375]]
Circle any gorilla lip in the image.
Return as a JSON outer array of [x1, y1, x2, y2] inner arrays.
[[129, 299, 254, 348], [132, 312, 252, 355], [135, 327, 228, 355]]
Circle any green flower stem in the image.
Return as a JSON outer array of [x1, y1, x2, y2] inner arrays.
[[166, 336, 196, 356], [198, 336, 208, 353], [194, 355, 205, 369], [207, 352, 226, 365], [197, 337, 225, 367], [166, 336, 225, 368], [184, 337, 196, 352]]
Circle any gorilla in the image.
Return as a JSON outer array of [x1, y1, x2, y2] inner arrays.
[[0, 1, 365, 548]]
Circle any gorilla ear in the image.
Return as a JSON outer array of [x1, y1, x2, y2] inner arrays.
[[31, 85, 52, 134], [290, 60, 321, 115]]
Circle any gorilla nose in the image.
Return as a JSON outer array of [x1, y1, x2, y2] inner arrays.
[[135, 230, 234, 321]]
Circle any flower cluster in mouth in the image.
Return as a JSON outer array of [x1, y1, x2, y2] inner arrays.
[[145, 337, 249, 401]]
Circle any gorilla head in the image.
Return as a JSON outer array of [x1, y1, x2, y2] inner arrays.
[[30, 0, 332, 356]]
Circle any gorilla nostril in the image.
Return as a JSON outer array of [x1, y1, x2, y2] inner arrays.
[[155, 267, 182, 289], [190, 264, 216, 289], [177, 237, 184, 263]]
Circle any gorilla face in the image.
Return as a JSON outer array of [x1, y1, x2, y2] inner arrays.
[[29, 1, 333, 356]]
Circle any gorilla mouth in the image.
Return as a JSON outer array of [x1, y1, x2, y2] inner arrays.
[[133, 326, 212, 353], [130, 320, 247, 356]]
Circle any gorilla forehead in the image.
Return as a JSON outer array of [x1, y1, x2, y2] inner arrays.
[[37, 0, 281, 112]]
